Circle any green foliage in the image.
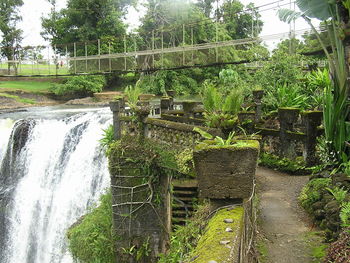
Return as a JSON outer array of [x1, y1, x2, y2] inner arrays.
[[0, 0, 23, 74], [263, 83, 309, 112], [201, 79, 243, 129], [50, 75, 106, 97], [124, 84, 142, 108], [299, 178, 332, 211], [175, 148, 195, 176], [137, 70, 200, 96], [259, 153, 308, 175], [41, 0, 133, 55], [158, 203, 211, 263], [340, 202, 350, 227], [67, 191, 118, 263], [278, 0, 350, 164], [327, 187, 348, 204], [99, 125, 114, 149]]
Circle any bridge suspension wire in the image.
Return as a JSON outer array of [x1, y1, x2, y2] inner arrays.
[[0, 25, 326, 78]]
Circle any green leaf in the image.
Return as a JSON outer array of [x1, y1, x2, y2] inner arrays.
[[278, 8, 302, 23], [193, 127, 213, 140], [296, 0, 332, 21]]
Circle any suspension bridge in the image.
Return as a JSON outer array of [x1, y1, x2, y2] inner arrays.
[[0, 0, 326, 77]]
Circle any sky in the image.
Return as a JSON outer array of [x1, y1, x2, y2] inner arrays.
[[18, 0, 315, 48]]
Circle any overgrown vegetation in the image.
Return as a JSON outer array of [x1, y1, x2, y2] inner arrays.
[[259, 153, 309, 175], [50, 75, 106, 97], [158, 203, 211, 263], [67, 191, 118, 263]]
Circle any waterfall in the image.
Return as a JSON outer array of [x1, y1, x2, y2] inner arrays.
[[0, 108, 111, 263]]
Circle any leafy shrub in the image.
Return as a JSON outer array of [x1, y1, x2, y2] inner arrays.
[[137, 70, 199, 95], [201, 80, 243, 129], [50, 75, 106, 97], [124, 84, 142, 109], [340, 202, 350, 228], [263, 83, 309, 112], [259, 153, 308, 174], [299, 178, 332, 211], [67, 191, 118, 263], [324, 228, 350, 263], [99, 125, 114, 149]]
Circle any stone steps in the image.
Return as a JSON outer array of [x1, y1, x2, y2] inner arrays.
[[172, 179, 198, 227]]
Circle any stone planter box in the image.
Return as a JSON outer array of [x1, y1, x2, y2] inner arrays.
[[193, 140, 259, 200]]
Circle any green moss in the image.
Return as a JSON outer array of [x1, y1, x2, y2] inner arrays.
[[190, 207, 244, 263], [195, 139, 259, 152]]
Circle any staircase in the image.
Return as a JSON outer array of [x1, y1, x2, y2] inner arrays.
[[172, 180, 198, 226]]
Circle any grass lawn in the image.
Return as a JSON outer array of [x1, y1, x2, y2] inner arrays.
[[0, 63, 69, 75], [0, 81, 52, 93]]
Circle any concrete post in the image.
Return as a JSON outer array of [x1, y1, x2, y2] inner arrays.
[[160, 97, 171, 113], [182, 101, 197, 122], [278, 108, 300, 158], [253, 90, 264, 123], [302, 111, 322, 166], [110, 101, 122, 140]]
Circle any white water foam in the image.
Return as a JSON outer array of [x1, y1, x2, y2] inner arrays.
[[0, 108, 111, 263]]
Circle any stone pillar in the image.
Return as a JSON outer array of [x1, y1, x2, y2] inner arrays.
[[160, 97, 171, 113], [193, 140, 260, 207], [302, 111, 322, 166], [278, 108, 300, 158], [135, 106, 150, 139], [253, 89, 264, 123], [110, 100, 122, 140], [182, 101, 197, 122]]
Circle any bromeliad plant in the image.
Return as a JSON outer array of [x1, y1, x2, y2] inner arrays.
[[279, 0, 350, 163], [201, 80, 243, 133]]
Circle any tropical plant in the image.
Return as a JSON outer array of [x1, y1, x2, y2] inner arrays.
[[278, 0, 350, 162], [326, 187, 348, 204], [124, 84, 142, 109], [263, 83, 309, 112], [99, 125, 114, 149], [201, 80, 243, 130], [340, 202, 350, 227]]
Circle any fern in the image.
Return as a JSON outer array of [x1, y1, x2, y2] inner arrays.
[[340, 202, 350, 227], [326, 187, 348, 204]]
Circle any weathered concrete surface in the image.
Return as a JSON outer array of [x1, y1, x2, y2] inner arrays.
[[194, 144, 259, 200], [256, 167, 317, 263]]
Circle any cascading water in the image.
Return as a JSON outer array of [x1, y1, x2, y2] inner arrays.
[[0, 107, 112, 263]]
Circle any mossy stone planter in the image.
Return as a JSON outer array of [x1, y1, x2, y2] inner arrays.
[[193, 140, 259, 200]]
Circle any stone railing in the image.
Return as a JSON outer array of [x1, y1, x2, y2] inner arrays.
[[110, 100, 222, 148], [256, 108, 323, 166]]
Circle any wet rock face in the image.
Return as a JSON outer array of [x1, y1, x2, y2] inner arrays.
[[11, 119, 35, 158]]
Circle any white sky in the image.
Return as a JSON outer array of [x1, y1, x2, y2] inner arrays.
[[19, 0, 316, 48]]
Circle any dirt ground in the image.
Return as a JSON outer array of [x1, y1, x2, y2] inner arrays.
[[256, 167, 322, 263], [0, 90, 59, 110], [0, 91, 111, 111]]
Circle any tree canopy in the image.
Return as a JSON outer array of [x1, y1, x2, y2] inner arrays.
[[0, 0, 24, 74]]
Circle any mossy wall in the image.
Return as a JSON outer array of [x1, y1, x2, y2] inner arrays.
[[194, 140, 259, 200], [190, 206, 244, 263]]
